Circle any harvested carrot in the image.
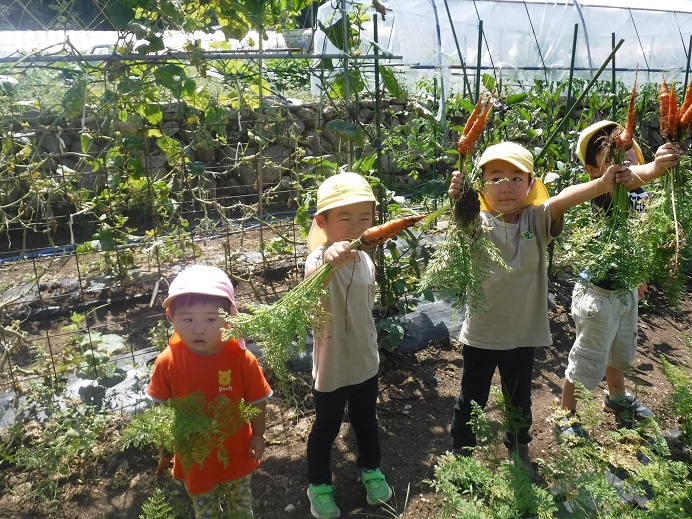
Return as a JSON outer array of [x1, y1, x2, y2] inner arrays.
[[615, 76, 636, 150], [669, 83, 679, 140], [680, 101, 692, 129], [357, 213, 429, 249], [458, 96, 492, 156], [660, 78, 670, 139], [677, 78, 692, 129], [462, 96, 483, 137]]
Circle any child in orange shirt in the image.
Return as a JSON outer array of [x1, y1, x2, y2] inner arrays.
[[147, 265, 272, 518]]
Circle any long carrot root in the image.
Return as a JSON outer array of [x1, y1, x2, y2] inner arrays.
[[357, 213, 429, 249]]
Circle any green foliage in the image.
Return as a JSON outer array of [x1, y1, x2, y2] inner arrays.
[[108, 0, 312, 42], [419, 219, 509, 314], [148, 320, 174, 352], [378, 213, 434, 317], [139, 487, 175, 519], [121, 404, 175, 454], [139, 485, 191, 519], [375, 317, 405, 353], [631, 458, 692, 517], [13, 400, 114, 501], [429, 452, 556, 518], [560, 188, 672, 299], [170, 392, 261, 473], [660, 356, 692, 443], [429, 382, 692, 518], [222, 264, 331, 391], [265, 59, 311, 93]]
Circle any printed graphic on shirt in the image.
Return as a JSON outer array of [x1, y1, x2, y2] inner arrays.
[[218, 369, 232, 386], [521, 231, 535, 240], [628, 189, 648, 213]]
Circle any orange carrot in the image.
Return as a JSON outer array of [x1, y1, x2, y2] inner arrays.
[[462, 96, 483, 137], [677, 78, 692, 130], [615, 76, 636, 150], [669, 83, 679, 140], [660, 78, 670, 139], [156, 450, 173, 477], [679, 102, 692, 129], [357, 214, 428, 249], [458, 97, 492, 156]]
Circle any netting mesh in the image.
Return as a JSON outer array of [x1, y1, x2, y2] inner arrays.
[[0, 2, 431, 404], [1, 0, 115, 31]]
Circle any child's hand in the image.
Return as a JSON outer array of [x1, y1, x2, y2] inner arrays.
[[637, 281, 648, 301], [653, 143, 680, 174], [599, 163, 626, 191], [448, 170, 463, 198], [614, 164, 633, 186], [323, 241, 358, 270], [248, 433, 265, 461]]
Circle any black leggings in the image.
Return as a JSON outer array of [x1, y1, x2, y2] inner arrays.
[[307, 375, 381, 485], [450, 345, 535, 449]]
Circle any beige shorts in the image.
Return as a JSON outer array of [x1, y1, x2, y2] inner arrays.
[[565, 284, 638, 390]]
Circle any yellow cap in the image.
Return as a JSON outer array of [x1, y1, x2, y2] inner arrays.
[[307, 172, 377, 252], [478, 142, 534, 176], [476, 142, 549, 210], [576, 120, 645, 166]]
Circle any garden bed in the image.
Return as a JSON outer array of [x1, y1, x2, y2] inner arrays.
[[0, 274, 690, 518]]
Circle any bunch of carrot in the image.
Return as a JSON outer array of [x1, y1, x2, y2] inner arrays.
[[658, 77, 691, 271], [221, 212, 431, 388], [660, 77, 692, 143], [420, 93, 507, 313], [457, 94, 493, 157], [454, 94, 493, 225], [606, 76, 639, 225]]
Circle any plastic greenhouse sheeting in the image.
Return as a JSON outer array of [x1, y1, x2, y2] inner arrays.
[[392, 0, 692, 88], [313, 0, 692, 94]]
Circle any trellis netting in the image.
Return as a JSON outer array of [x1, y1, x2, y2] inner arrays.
[[313, 0, 692, 97]]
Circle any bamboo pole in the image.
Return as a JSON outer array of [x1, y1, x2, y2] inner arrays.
[[535, 39, 624, 163], [475, 20, 483, 104], [442, 0, 473, 102]]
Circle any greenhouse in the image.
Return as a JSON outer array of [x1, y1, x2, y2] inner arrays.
[[0, 1, 691, 518]]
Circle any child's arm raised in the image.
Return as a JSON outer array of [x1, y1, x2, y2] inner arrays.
[[629, 142, 679, 187], [547, 163, 628, 225]]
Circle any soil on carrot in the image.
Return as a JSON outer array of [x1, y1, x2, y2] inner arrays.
[[0, 275, 691, 519]]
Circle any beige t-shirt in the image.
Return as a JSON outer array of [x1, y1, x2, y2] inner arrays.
[[305, 248, 379, 392], [459, 202, 563, 350]]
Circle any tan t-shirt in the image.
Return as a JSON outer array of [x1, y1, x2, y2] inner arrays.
[[459, 202, 563, 350], [305, 248, 379, 392]]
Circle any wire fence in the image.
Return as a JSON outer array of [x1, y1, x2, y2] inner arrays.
[[1, 0, 115, 31], [0, 2, 439, 405]]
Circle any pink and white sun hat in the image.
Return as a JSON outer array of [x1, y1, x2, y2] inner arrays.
[[163, 265, 245, 348]]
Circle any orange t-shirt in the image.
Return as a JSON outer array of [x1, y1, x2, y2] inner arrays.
[[146, 333, 272, 494]]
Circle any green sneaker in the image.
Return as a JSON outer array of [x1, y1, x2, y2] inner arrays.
[[307, 484, 340, 519], [362, 468, 392, 505]]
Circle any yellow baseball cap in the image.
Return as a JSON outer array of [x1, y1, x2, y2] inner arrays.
[[478, 142, 534, 176], [576, 120, 645, 166], [307, 172, 377, 252], [476, 142, 549, 210]]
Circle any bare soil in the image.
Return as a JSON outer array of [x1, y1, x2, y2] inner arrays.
[[1, 276, 691, 519]]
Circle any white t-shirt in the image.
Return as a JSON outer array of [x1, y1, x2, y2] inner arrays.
[[459, 202, 563, 350], [305, 248, 379, 392]]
